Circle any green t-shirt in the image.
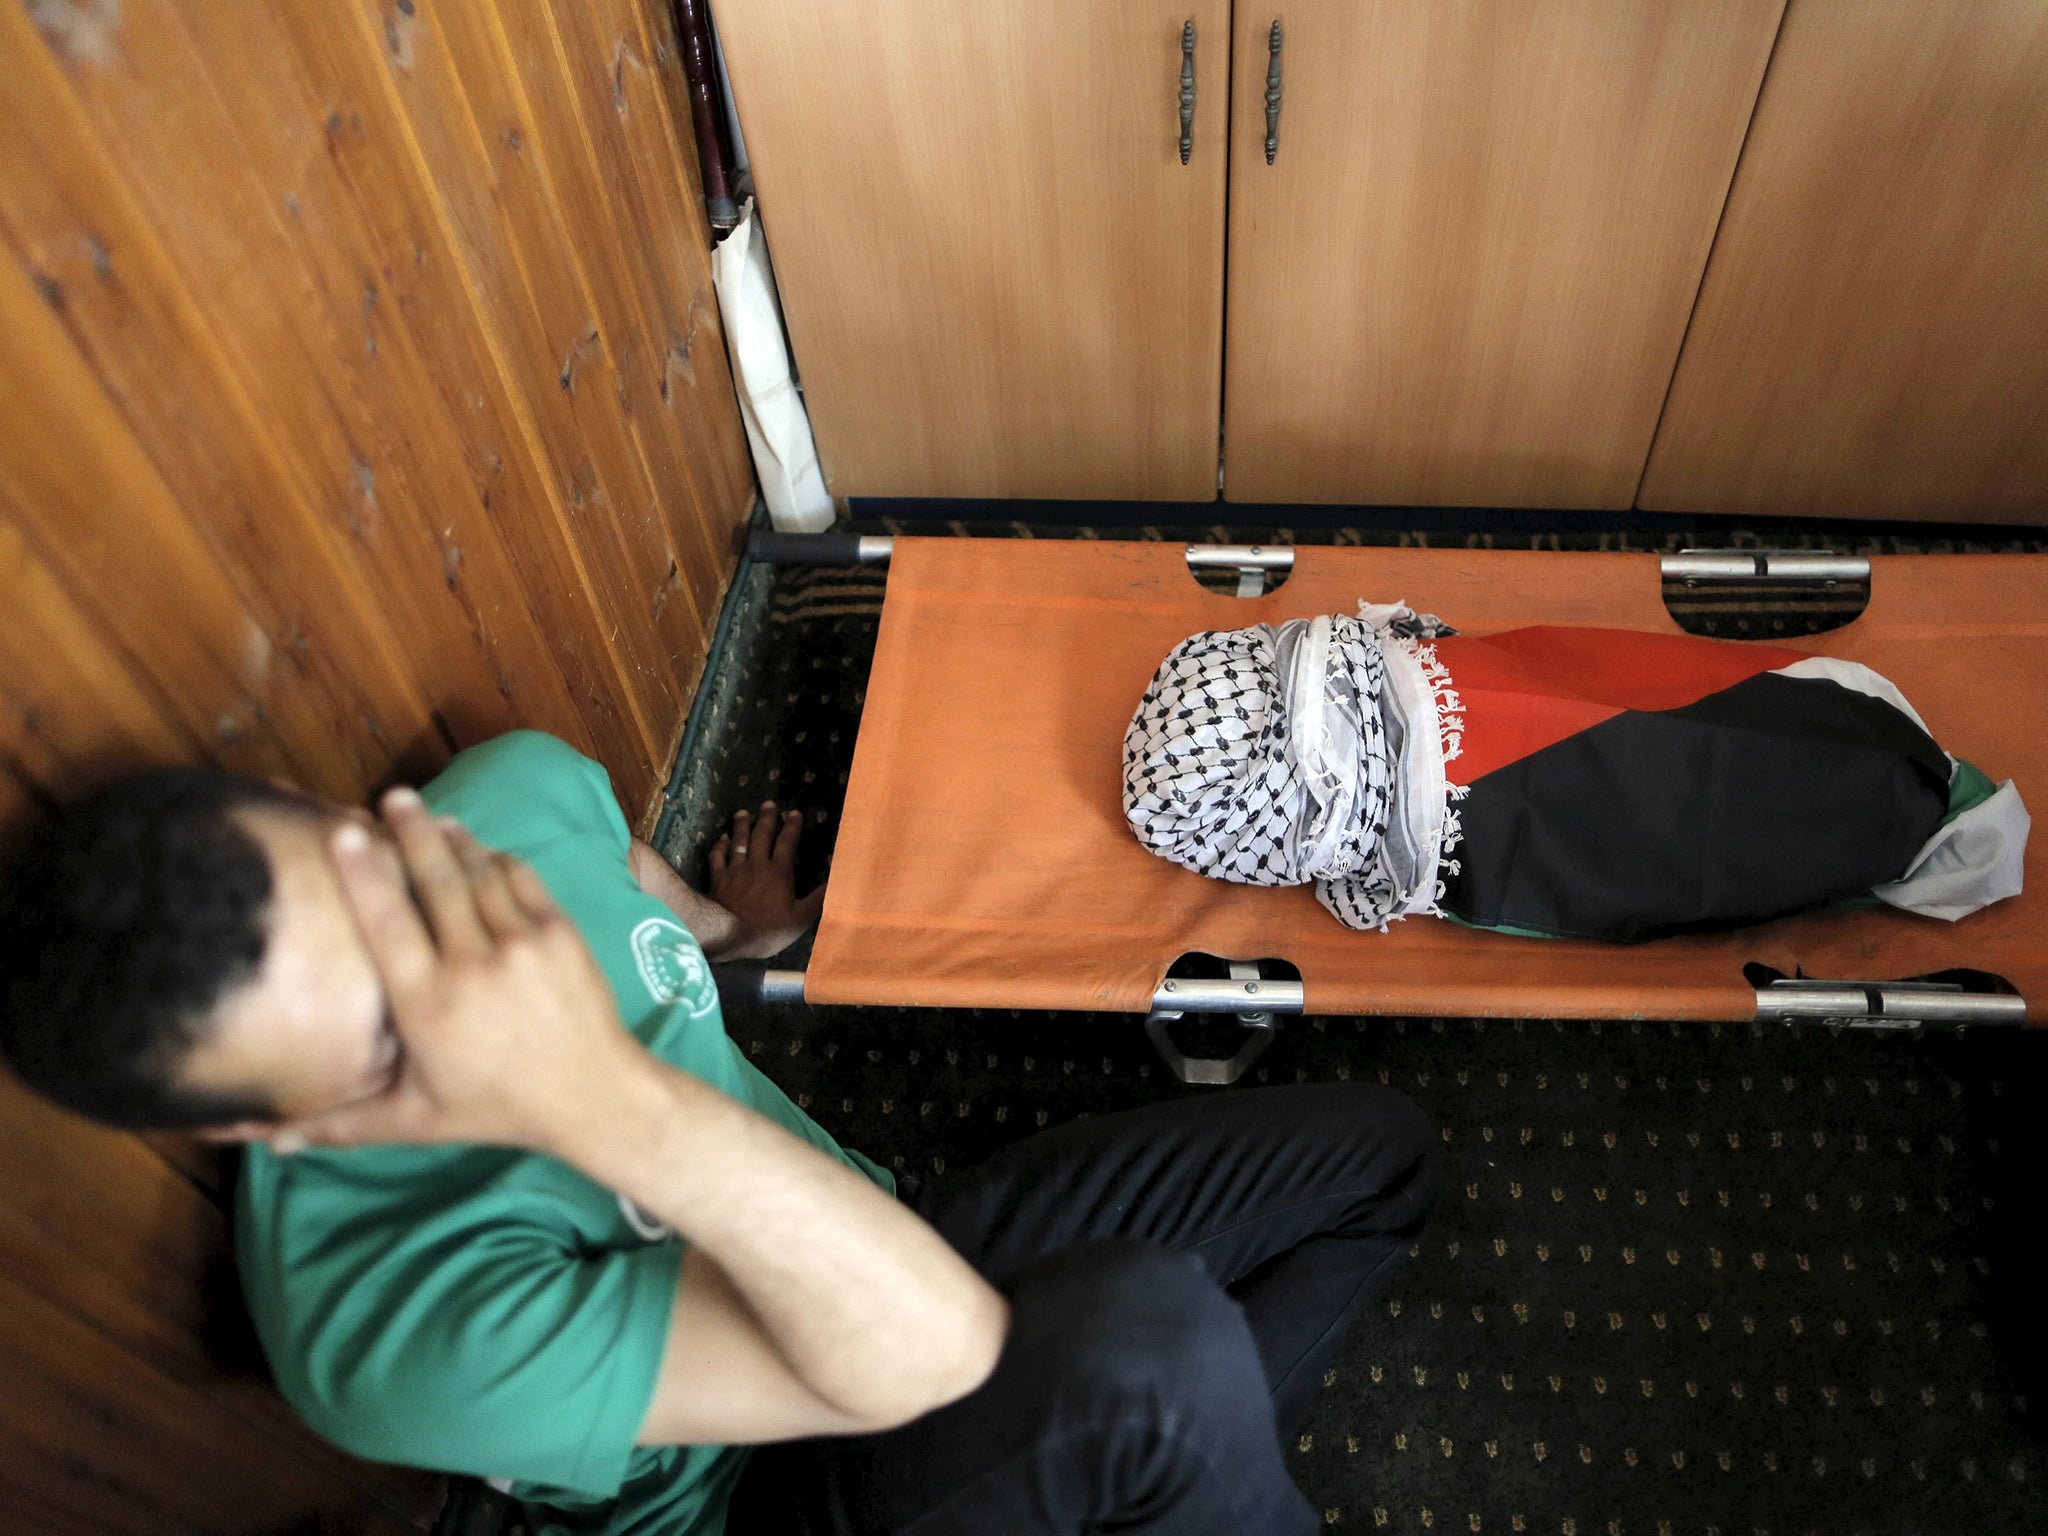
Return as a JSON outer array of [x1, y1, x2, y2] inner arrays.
[[236, 732, 889, 1535]]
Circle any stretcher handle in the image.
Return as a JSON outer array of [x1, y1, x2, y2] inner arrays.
[[709, 963, 1308, 1016], [1753, 978, 2025, 1027], [712, 965, 810, 1007], [748, 532, 893, 566], [1661, 550, 1868, 586]]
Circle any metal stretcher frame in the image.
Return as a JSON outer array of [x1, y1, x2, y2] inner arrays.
[[721, 535, 2042, 1079]]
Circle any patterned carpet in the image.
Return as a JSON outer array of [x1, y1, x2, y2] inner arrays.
[[652, 518, 2048, 1536]]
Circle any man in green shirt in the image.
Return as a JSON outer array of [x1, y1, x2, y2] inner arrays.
[[2, 731, 1436, 1535]]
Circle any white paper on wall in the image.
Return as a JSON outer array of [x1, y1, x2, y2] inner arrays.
[[712, 198, 833, 532]]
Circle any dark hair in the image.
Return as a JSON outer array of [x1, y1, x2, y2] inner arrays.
[[0, 767, 324, 1128]]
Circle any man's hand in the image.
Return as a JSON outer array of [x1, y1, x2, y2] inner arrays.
[[266, 790, 644, 1156], [275, 795, 1008, 1440], [706, 802, 826, 959]]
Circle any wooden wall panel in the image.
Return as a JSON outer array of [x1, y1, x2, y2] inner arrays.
[[0, 519, 196, 787], [500, 2, 735, 642], [41, 0, 585, 761], [1638, 0, 2048, 522], [0, 773, 39, 848], [615, 0, 760, 526], [0, 0, 753, 818], [0, 1270, 416, 1534], [0, 1075, 437, 1524], [0, 1, 754, 1528], [353, 0, 696, 765], [0, 37, 441, 796], [0, 255, 341, 792]]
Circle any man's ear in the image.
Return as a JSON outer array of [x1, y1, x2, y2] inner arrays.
[[196, 1120, 278, 1145]]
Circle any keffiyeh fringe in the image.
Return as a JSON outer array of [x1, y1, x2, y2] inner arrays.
[[1375, 627, 1471, 919]]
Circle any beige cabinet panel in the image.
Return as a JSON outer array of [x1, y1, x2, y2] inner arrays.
[[1640, 0, 2048, 522], [1224, 1, 1782, 507], [715, 1, 1229, 500]]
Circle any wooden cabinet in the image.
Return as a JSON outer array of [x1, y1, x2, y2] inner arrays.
[[1639, 0, 2048, 523], [719, 0, 2046, 515], [713, 1, 1230, 501], [1222, 1, 1782, 507]]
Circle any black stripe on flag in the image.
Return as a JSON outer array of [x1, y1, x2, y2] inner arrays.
[[1440, 672, 1951, 942]]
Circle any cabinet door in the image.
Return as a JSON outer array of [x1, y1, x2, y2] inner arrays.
[[1223, 1, 1782, 507], [715, 1, 1229, 501], [1640, 1, 2048, 522]]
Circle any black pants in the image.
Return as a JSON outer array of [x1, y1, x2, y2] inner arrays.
[[726, 1082, 1438, 1535]]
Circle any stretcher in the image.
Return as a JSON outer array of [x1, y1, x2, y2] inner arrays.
[[719, 535, 2043, 1082]]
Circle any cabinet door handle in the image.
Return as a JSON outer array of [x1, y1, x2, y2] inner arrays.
[[1264, 20, 1283, 163], [1179, 20, 1197, 164]]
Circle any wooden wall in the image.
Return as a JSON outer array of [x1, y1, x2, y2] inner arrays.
[[0, 0, 754, 828], [0, 0, 755, 1528]]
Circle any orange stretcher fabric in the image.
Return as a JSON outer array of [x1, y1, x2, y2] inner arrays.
[[806, 540, 2047, 1023]]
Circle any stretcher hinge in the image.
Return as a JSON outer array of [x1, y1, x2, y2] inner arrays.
[[1662, 550, 1869, 587], [1752, 978, 2026, 1029], [747, 532, 893, 566], [1185, 544, 1294, 598], [1153, 973, 1304, 1013], [1146, 961, 1297, 1085]]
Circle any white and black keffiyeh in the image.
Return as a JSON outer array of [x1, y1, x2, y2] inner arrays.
[[1122, 602, 1463, 930]]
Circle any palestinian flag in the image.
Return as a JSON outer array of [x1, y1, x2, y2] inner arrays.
[[1426, 628, 1954, 941]]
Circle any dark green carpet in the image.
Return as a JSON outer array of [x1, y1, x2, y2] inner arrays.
[[655, 520, 2047, 1536]]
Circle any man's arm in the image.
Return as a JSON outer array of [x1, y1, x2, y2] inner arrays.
[[275, 793, 1007, 1442], [597, 1058, 1003, 1441], [630, 800, 824, 961], [641, 1249, 891, 1443]]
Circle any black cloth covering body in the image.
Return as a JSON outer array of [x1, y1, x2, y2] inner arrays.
[[1440, 673, 1952, 941]]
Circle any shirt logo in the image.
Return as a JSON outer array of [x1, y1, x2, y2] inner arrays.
[[629, 917, 718, 1017]]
